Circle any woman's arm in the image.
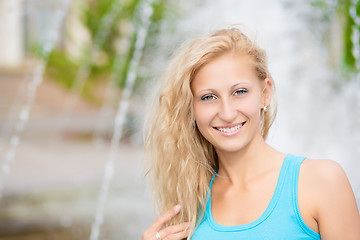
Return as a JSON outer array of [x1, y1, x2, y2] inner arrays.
[[301, 159, 360, 240]]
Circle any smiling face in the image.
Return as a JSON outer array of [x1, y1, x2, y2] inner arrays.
[[191, 53, 271, 155]]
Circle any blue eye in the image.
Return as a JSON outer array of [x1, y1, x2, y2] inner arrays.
[[201, 94, 217, 101], [233, 88, 248, 96]]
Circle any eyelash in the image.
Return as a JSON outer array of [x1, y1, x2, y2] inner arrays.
[[232, 88, 248, 96], [200, 88, 248, 101], [201, 94, 217, 101]]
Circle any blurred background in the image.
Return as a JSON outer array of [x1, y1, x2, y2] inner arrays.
[[0, 0, 359, 239]]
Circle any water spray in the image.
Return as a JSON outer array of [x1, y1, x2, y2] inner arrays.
[[89, 0, 156, 239], [0, 0, 70, 198], [58, 0, 124, 132]]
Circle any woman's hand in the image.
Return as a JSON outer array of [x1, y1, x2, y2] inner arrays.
[[142, 205, 190, 240]]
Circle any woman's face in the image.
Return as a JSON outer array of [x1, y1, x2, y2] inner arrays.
[[191, 53, 270, 154]]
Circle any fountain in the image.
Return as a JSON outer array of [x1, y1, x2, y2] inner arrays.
[[0, 0, 70, 198], [89, 1, 156, 239], [58, 0, 124, 132], [0, 0, 358, 239]]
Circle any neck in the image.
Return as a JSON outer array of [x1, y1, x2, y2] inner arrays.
[[215, 133, 283, 186]]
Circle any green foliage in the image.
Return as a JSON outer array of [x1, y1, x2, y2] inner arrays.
[[114, 0, 168, 89], [46, 49, 78, 89], [151, 0, 167, 23], [309, 0, 360, 73], [83, 0, 116, 37], [337, 0, 359, 72], [310, 0, 333, 21], [46, 49, 107, 104], [45, 0, 169, 104]]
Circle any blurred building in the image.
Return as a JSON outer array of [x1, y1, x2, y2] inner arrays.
[[0, 0, 82, 69], [0, 0, 23, 68]]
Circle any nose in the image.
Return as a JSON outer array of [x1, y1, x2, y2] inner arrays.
[[218, 98, 237, 123]]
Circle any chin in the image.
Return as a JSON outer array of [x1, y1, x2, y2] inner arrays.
[[213, 142, 248, 154]]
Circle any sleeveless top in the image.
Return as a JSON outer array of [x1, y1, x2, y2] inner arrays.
[[191, 154, 321, 239]]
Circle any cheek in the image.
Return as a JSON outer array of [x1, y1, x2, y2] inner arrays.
[[193, 104, 216, 130], [240, 104, 260, 119], [238, 96, 262, 118], [194, 105, 210, 123]]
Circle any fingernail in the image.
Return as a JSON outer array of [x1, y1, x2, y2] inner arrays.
[[183, 223, 190, 233], [174, 205, 181, 212]]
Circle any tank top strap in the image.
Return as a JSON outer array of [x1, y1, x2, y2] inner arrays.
[[205, 170, 217, 214], [274, 154, 320, 238], [285, 153, 306, 182], [278, 153, 306, 203], [285, 153, 306, 196]]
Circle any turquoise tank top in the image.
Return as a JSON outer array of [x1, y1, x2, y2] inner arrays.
[[191, 154, 321, 239]]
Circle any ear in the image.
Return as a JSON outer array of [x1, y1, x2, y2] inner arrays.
[[262, 78, 272, 108]]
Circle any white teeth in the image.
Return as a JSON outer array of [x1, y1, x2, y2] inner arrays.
[[217, 123, 244, 133]]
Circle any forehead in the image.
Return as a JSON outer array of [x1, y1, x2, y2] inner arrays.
[[191, 54, 260, 92]]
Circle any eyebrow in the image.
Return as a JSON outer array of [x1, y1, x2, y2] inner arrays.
[[196, 81, 250, 94]]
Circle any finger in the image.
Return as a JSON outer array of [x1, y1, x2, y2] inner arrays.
[[150, 205, 182, 231], [163, 226, 190, 240], [159, 222, 190, 239]]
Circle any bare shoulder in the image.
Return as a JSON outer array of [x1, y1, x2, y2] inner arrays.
[[300, 158, 346, 184], [299, 158, 353, 207], [299, 158, 360, 239]]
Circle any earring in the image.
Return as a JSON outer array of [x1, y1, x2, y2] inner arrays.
[[263, 106, 269, 113]]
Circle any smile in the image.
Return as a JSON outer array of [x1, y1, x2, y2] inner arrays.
[[213, 122, 246, 135]]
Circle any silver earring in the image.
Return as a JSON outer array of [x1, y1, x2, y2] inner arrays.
[[263, 106, 269, 113]]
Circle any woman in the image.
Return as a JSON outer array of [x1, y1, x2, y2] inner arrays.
[[142, 27, 360, 240]]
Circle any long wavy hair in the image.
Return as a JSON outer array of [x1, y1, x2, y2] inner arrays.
[[145, 27, 277, 238]]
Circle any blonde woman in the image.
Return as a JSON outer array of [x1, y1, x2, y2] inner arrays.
[[142, 27, 360, 240]]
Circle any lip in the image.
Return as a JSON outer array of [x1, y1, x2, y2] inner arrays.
[[213, 121, 246, 136]]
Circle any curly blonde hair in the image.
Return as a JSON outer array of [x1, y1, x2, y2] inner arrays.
[[145, 27, 277, 238]]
